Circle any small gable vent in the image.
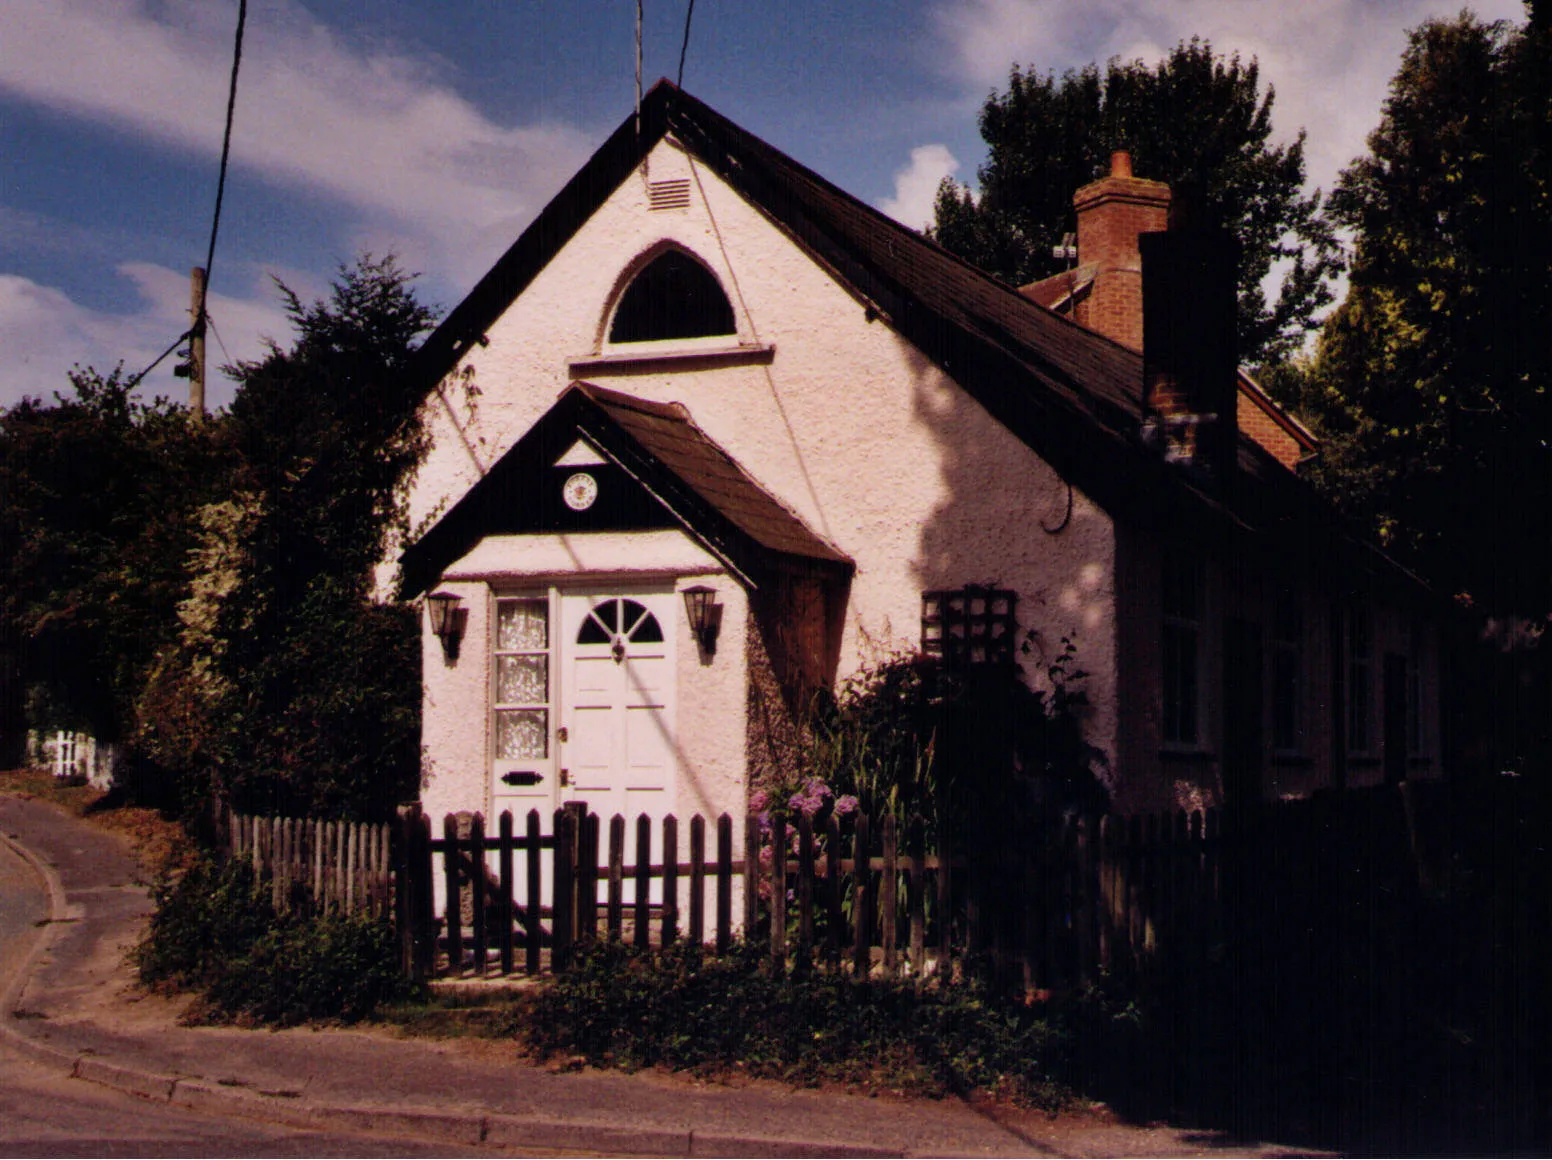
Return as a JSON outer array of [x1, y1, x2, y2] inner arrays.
[[648, 178, 692, 211]]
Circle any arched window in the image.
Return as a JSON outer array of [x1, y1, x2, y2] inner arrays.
[[577, 598, 665, 645], [608, 250, 735, 343]]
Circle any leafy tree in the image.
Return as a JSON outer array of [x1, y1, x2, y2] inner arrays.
[[931, 38, 1340, 364], [0, 370, 231, 754], [1288, 6, 1552, 618], [192, 255, 439, 818]]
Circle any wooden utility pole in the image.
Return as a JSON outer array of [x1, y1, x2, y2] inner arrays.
[[187, 266, 207, 420]]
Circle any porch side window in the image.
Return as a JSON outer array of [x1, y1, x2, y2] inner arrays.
[[1271, 589, 1303, 753], [1161, 552, 1202, 746], [1346, 600, 1373, 754], [494, 598, 550, 761]]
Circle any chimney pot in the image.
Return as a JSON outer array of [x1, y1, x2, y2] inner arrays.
[[1110, 151, 1132, 179]]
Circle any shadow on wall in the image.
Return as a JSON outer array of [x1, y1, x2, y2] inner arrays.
[[906, 344, 1113, 739]]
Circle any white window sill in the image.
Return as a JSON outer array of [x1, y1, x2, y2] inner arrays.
[[569, 342, 775, 375]]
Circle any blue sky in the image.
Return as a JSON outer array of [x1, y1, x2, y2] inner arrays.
[[0, 0, 1528, 410]]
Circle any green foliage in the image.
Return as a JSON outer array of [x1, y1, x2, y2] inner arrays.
[[2, 254, 437, 817], [521, 941, 1075, 1105], [0, 369, 234, 745], [135, 856, 273, 988], [136, 854, 408, 1026], [1288, 10, 1552, 618], [802, 640, 1108, 842], [931, 38, 1340, 364], [200, 256, 437, 819]]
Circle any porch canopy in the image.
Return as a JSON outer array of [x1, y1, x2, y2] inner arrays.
[[400, 381, 851, 598]]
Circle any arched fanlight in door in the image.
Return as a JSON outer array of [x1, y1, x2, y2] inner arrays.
[[577, 598, 665, 662]]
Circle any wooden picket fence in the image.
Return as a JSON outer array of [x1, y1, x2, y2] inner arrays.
[[393, 802, 1226, 988], [210, 795, 1230, 988], [218, 806, 394, 918]]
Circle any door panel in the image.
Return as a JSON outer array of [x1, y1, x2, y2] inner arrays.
[[560, 590, 678, 903]]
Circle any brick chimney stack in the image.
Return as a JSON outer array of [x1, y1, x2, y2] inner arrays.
[[1071, 151, 1171, 352], [1139, 186, 1241, 489]]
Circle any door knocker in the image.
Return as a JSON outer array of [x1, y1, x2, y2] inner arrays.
[[611, 636, 626, 664]]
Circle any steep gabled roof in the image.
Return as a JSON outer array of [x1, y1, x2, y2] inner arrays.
[[400, 382, 849, 597], [403, 80, 1434, 605]]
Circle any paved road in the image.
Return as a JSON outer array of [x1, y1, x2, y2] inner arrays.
[[0, 810, 568, 1158]]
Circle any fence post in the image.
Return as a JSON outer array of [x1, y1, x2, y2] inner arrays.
[[662, 815, 679, 948], [552, 806, 576, 971], [689, 815, 706, 954], [524, 809, 542, 976], [443, 814, 463, 977], [825, 813, 843, 970], [770, 811, 787, 970], [719, 814, 735, 954], [498, 811, 515, 976], [852, 811, 871, 982], [470, 812, 488, 977], [880, 813, 898, 980], [607, 815, 626, 942], [634, 814, 652, 950], [796, 811, 814, 974], [578, 809, 600, 943]]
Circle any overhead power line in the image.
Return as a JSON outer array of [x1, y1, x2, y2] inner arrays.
[[125, 330, 193, 390], [677, 0, 697, 88], [124, 0, 247, 399], [199, 0, 248, 320]]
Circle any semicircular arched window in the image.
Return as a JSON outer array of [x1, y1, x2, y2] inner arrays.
[[576, 598, 665, 645], [608, 250, 736, 344]]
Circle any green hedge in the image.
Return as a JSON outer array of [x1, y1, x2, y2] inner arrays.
[[136, 856, 409, 1026]]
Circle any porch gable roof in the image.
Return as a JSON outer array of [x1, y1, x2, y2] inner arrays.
[[400, 382, 850, 597]]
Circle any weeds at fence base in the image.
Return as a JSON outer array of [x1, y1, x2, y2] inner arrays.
[[390, 941, 1144, 1109]]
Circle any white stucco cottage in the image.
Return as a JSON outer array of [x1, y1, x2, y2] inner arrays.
[[396, 82, 1446, 862]]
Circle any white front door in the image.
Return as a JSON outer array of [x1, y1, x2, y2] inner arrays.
[[560, 590, 677, 823], [560, 589, 677, 902]]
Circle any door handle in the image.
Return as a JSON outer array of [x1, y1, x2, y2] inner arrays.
[[560, 768, 570, 787], [557, 725, 569, 743]]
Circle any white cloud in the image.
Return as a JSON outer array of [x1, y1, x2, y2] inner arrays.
[[0, 266, 289, 412], [0, 0, 593, 284], [929, 0, 1529, 194], [878, 144, 960, 231]]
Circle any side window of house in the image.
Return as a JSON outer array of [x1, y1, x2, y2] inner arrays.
[[921, 587, 1017, 668], [1161, 552, 1202, 746], [1346, 600, 1373, 754], [494, 598, 550, 761], [1270, 589, 1303, 753], [609, 249, 735, 343]]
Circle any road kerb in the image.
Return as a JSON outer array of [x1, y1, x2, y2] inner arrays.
[[690, 1132, 903, 1158], [74, 1055, 177, 1101], [485, 1113, 692, 1155]]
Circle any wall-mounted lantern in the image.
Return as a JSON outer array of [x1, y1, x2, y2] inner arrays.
[[682, 585, 722, 656], [426, 590, 465, 660]]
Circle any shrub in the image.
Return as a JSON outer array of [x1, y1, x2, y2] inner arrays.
[[136, 854, 409, 1026], [519, 941, 1075, 1106]]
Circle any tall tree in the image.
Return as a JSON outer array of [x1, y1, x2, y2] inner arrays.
[[187, 255, 440, 818], [932, 39, 1340, 364], [1294, 6, 1552, 618]]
